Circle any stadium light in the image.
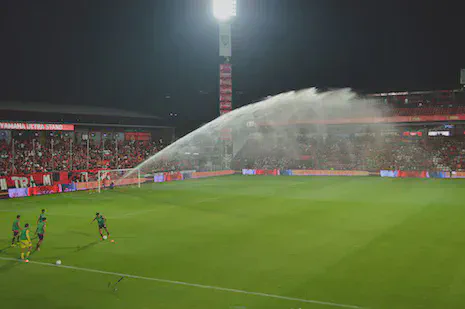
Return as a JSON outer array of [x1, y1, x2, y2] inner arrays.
[[213, 0, 237, 21]]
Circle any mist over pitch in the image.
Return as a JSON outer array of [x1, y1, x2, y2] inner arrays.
[[126, 88, 392, 176]]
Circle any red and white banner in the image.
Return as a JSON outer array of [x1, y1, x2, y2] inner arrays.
[[220, 85, 232, 94], [28, 185, 61, 196], [220, 78, 232, 86], [220, 94, 232, 102], [0, 122, 74, 131], [125, 132, 151, 141], [219, 63, 233, 116], [220, 63, 232, 74], [0, 173, 53, 190], [220, 102, 232, 109]]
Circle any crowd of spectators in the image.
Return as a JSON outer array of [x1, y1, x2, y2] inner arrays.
[[236, 134, 465, 172], [0, 137, 168, 175], [3, 132, 465, 176]]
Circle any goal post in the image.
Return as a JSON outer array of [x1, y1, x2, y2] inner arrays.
[[97, 168, 141, 193]]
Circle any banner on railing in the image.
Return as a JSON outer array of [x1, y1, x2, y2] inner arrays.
[[192, 170, 235, 178], [291, 170, 369, 176], [397, 171, 428, 178], [61, 183, 77, 192], [380, 170, 397, 177], [380, 170, 450, 178], [125, 132, 151, 141], [451, 171, 465, 178], [8, 188, 28, 198], [428, 171, 450, 178], [0, 122, 74, 131], [164, 172, 183, 182], [28, 185, 61, 196], [0, 173, 53, 190], [154, 173, 165, 183]]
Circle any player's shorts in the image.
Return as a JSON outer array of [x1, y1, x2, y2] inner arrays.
[[20, 240, 31, 249], [98, 224, 106, 229], [12, 230, 19, 236], [38, 234, 44, 240]]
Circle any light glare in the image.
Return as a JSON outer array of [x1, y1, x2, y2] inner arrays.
[[213, 0, 237, 20]]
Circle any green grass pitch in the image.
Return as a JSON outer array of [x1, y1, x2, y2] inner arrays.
[[2, 175, 465, 309]]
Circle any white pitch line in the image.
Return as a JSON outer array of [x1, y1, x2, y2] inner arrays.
[[0, 256, 364, 309]]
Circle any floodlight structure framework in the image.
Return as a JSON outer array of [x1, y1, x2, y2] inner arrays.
[[214, 0, 236, 169]]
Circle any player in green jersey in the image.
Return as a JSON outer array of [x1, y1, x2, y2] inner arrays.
[[35, 217, 47, 251], [11, 215, 21, 247], [37, 209, 46, 224], [19, 223, 32, 262], [91, 213, 110, 240]]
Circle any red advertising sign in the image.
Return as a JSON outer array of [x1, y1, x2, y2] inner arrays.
[[220, 78, 232, 86], [397, 171, 428, 178], [255, 169, 280, 175], [125, 132, 151, 141], [28, 185, 61, 196], [220, 102, 232, 109], [220, 94, 232, 102], [219, 63, 233, 116], [220, 63, 232, 73], [220, 85, 232, 94], [164, 172, 183, 181], [0, 173, 53, 190], [403, 131, 423, 136], [0, 122, 74, 131]]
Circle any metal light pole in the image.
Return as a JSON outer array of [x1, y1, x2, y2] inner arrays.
[[86, 136, 90, 170], [51, 138, 54, 171], [69, 138, 73, 171], [213, 0, 235, 116], [11, 138, 15, 173], [213, 0, 236, 170]]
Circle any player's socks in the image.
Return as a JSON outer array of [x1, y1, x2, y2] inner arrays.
[[21, 253, 24, 260], [26, 251, 31, 258]]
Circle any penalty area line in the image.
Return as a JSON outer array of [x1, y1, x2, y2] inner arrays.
[[0, 257, 364, 309]]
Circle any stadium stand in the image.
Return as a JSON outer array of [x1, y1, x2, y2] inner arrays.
[[0, 101, 174, 175]]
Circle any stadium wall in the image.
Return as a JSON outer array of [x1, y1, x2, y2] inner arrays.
[[2, 169, 236, 199], [242, 169, 457, 179], [242, 169, 369, 176], [380, 170, 452, 178]]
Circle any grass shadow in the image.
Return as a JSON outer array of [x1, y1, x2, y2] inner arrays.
[[0, 260, 20, 274], [75, 240, 100, 252], [69, 230, 94, 237]]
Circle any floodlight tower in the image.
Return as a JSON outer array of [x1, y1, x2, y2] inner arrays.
[[213, 0, 236, 169], [213, 0, 235, 116]]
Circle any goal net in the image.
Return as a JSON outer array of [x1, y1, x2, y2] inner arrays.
[[97, 168, 141, 193]]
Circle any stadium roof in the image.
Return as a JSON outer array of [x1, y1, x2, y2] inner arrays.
[[0, 101, 161, 119]]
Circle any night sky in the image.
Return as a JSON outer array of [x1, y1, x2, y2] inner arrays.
[[1, 0, 464, 130]]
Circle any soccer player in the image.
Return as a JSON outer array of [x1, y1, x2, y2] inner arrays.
[[19, 223, 32, 262], [35, 217, 47, 251], [91, 213, 110, 240], [11, 215, 21, 247], [37, 209, 46, 224]]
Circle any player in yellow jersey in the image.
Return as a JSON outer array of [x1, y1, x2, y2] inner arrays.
[[19, 223, 32, 262]]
